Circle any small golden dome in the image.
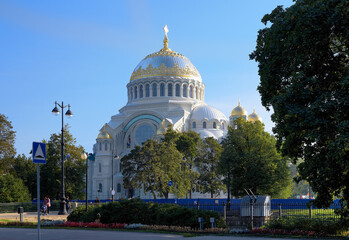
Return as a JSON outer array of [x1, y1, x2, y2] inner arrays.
[[248, 108, 262, 122], [231, 100, 248, 117], [156, 119, 167, 135], [97, 124, 112, 139]]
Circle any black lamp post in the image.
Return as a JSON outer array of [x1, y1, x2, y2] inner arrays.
[[81, 152, 89, 211], [52, 101, 73, 215], [112, 155, 119, 202]]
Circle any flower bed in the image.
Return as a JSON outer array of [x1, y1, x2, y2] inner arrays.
[[56, 221, 125, 229], [251, 228, 332, 237]]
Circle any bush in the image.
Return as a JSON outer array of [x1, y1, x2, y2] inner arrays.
[[67, 198, 225, 229], [263, 217, 347, 235]]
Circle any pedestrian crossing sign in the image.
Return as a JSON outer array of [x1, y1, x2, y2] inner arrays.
[[32, 142, 46, 164]]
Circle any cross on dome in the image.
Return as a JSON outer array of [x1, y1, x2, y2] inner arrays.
[[162, 25, 170, 51]]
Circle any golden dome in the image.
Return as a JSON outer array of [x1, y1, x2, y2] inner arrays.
[[248, 108, 262, 122], [97, 124, 112, 139], [231, 100, 248, 117], [129, 26, 201, 82]]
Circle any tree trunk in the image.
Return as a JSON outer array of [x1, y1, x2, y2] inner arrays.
[[151, 189, 156, 199]]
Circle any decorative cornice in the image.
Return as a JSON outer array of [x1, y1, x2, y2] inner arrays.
[[130, 62, 201, 82]]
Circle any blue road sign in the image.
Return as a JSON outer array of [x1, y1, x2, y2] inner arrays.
[[33, 142, 46, 164], [168, 181, 173, 187]]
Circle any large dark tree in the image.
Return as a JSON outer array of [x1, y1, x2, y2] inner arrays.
[[219, 118, 291, 198], [0, 113, 16, 173], [250, 0, 349, 207]]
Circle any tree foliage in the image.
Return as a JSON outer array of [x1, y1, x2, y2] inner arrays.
[[121, 138, 185, 199], [0, 113, 16, 173], [196, 137, 224, 198], [0, 173, 31, 202], [219, 118, 291, 198], [250, 0, 349, 206], [175, 131, 201, 198], [41, 125, 86, 200], [9, 154, 37, 199]]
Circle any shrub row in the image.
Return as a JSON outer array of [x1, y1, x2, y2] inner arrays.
[[263, 217, 348, 236], [67, 198, 226, 229]]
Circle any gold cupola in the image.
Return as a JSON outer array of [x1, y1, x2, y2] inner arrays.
[[231, 100, 248, 117], [129, 25, 202, 82], [97, 124, 112, 139], [248, 107, 262, 123]]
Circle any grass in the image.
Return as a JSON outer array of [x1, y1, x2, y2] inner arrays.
[[272, 208, 340, 221]]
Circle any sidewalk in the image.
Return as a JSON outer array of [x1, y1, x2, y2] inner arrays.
[[0, 211, 68, 222]]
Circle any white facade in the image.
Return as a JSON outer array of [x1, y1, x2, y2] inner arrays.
[[88, 28, 261, 200]]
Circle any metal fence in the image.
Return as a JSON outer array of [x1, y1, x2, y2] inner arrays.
[[174, 201, 343, 228], [0, 199, 343, 228]]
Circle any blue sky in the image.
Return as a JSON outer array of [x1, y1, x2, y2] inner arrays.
[[0, 0, 293, 156]]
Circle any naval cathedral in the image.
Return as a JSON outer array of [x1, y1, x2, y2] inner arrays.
[[88, 26, 262, 200]]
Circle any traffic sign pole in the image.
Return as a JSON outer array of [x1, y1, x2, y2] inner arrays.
[[37, 163, 40, 240], [33, 142, 46, 240]]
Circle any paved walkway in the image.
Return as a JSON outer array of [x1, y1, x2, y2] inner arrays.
[[0, 228, 314, 240], [0, 211, 68, 222]]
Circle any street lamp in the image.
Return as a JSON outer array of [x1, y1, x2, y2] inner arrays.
[[112, 155, 119, 202], [52, 101, 73, 215], [81, 152, 89, 211]]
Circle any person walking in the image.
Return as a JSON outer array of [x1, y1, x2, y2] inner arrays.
[[66, 196, 71, 213], [43, 196, 51, 214]]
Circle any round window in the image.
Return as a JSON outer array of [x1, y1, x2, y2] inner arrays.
[[135, 124, 155, 145]]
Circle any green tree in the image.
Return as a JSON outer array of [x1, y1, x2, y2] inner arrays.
[[0, 173, 31, 202], [9, 154, 37, 199], [121, 139, 184, 199], [175, 131, 201, 198], [41, 125, 85, 200], [0, 113, 16, 173], [250, 0, 349, 207], [219, 118, 291, 198], [196, 137, 224, 198]]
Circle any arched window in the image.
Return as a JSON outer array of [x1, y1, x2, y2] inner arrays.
[[130, 87, 133, 100], [99, 163, 102, 172], [105, 142, 108, 150], [183, 85, 187, 97], [192, 121, 196, 129], [203, 122, 207, 129], [98, 183, 102, 192], [134, 86, 138, 99], [99, 142, 102, 151], [222, 123, 224, 129], [168, 83, 173, 96], [176, 84, 180, 97], [213, 122, 217, 129], [139, 85, 143, 98], [117, 183, 121, 193], [189, 86, 193, 98], [145, 84, 150, 97], [160, 83, 165, 96], [152, 83, 157, 97]]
